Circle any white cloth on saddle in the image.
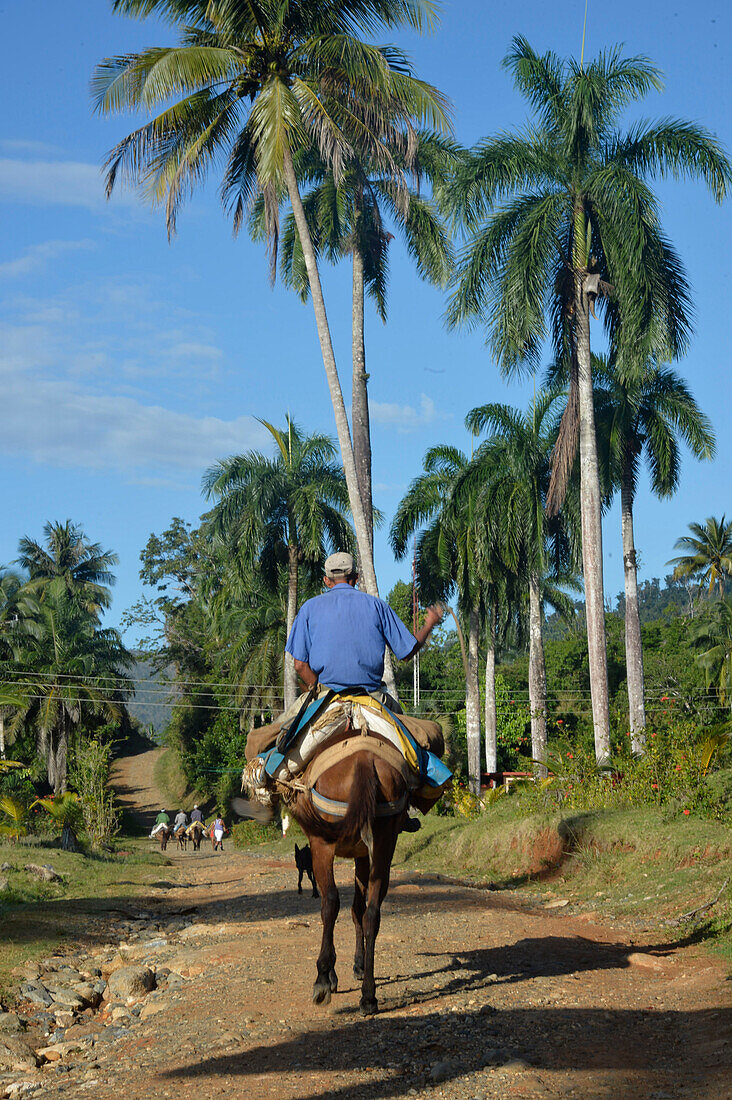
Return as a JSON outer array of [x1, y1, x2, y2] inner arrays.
[[150, 822, 167, 837], [269, 697, 419, 788]]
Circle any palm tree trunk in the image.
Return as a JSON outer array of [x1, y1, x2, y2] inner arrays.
[[54, 715, 68, 795], [484, 607, 497, 774], [352, 241, 373, 559], [575, 270, 611, 765], [282, 148, 377, 597], [285, 545, 299, 709], [621, 478, 646, 748], [466, 605, 481, 795], [0, 714, 5, 759], [528, 571, 548, 777]]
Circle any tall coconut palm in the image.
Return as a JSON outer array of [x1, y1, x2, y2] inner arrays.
[[446, 36, 731, 764], [16, 521, 118, 617], [269, 132, 457, 554], [94, 0, 448, 600], [202, 418, 355, 707], [588, 358, 715, 746], [669, 516, 732, 600], [461, 390, 580, 773], [390, 445, 486, 791]]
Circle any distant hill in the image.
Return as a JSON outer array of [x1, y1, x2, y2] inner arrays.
[[128, 656, 176, 740]]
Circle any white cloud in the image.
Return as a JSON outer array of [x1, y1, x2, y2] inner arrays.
[[0, 158, 142, 210], [0, 278, 268, 475], [0, 239, 94, 279], [0, 369, 267, 473], [370, 393, 446, 432]]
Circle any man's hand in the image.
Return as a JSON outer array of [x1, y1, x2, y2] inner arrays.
[[407, 603, 446, 661], [424, 603, 445, 629]]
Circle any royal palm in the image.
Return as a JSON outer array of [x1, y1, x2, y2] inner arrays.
[[446, 37, 730, 763], [590, 358, 715, 746]]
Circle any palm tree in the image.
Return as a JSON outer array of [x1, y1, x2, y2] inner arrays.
[[202, 418, 354, 707], [271, 132, 457, 554], [461, 390, 580, 774], [12, 599, 133, 793], [669, 516, 732, 599], [390, 445, 485, 791], [16, 521, 118, 617], [445, 36, 731, 764], [94, 0, 448, 599], [690, 597, 732, 707], [589, 358, 715, 746]]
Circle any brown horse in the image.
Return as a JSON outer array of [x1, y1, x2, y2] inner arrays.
[[188, 821, 205, 851], [285, 737, 409, 1016], [175, 827, 188, 852], [157, 824, 172, 851]]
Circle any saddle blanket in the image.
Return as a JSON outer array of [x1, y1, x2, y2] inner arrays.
[[247, 690, 452, 805]]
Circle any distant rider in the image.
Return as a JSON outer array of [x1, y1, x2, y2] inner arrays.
[[150, 809, 170, 838], [173, 809, 188, 834], [190, 805, 204, 824]]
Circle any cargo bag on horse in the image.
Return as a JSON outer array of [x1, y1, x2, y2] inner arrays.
[[242, 687, 452, 820]]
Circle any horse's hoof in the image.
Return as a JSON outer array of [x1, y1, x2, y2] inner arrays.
[[353, 964, 365, 980], [312, 984, 332, 1006], [360, 999, 378, 1016], [328, 970, 338, 993]]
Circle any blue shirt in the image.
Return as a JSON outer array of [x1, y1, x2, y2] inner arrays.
[[285, 583, 418, 691]]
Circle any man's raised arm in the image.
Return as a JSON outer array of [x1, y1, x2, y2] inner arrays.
[[404, 604, 445, 661]]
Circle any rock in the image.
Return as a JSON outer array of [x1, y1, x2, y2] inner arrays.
[[543, 898, 569, 909], [103, 954, 127, 978], [105, 966, 155, 1002], [18, 986, 52, 1009], [139, 1001, 167, 1020], [23, 865, 63, 884], [501, 1057, 530, 1072], [428, 1062, 454, 1083], [0, 878, 8, 892], [70, 984, 99, 1007], [36, 1042, 81, 1063], [0, 1037, 39, 1071], [4, 1082, 42, 1098], [0, 862, 11, 872], [48, 989, 85, 1010], [627, 952, 665, 972], [0, 1014, 21, 1033]]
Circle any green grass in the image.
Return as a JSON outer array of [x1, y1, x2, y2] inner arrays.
[[152, 748, 205, 813], [0, 837, 170, 1000]]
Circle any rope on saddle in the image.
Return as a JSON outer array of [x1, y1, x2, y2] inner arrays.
[[310, 788, 408, 819]]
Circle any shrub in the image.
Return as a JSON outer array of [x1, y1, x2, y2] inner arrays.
[[231, 819, 280, 848], [69, 737, 121, 846]]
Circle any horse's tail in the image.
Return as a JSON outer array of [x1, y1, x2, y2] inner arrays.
[[297, 753, 378, 847]]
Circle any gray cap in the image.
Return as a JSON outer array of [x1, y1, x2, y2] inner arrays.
[[324, 551, 355, 578]]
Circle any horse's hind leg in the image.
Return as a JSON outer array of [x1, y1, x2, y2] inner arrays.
[[360, 823, 398, 1016], [311, 837, 339, 1004], [352, 855, 369, 979]]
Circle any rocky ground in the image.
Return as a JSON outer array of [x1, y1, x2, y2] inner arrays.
[[0, 842, 729, 1100]]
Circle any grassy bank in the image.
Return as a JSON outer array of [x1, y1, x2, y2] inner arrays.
[[152, 748, 206, 813], [0, 838, 169, 999], [234, 803, 732, 962]]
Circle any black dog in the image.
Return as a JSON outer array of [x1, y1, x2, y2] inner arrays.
[[295, 842, 318, 897]]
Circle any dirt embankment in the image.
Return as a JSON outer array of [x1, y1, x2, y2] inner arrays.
[[109, 741, 167, 832]]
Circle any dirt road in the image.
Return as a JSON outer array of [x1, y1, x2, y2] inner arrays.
[[109, 741, 167, 832], [25, 841, 729, 1100]]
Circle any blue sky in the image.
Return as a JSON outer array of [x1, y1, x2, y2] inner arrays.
[[1, 0, 730, 642]]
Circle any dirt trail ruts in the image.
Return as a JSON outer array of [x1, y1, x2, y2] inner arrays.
[[109, 742, 167, 830], [33, 845, 730, 1100]]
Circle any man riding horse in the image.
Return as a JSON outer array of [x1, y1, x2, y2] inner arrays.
[[243, 551, 449, 1015], [245, 551, 445, 828]]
